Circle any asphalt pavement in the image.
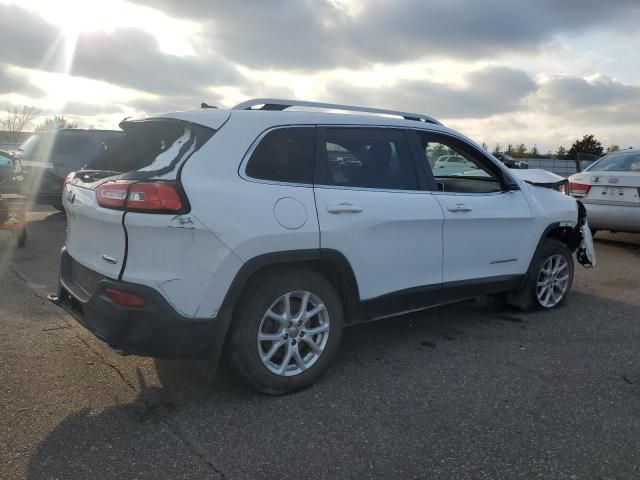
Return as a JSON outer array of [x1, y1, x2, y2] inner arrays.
[[1, 207, 639, 479]]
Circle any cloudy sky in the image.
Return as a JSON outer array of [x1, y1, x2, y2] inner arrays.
[[1, 0, 640, 152]]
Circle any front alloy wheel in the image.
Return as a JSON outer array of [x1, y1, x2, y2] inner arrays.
[[536, 254, 571, 308], [257, 291, 330, 376]]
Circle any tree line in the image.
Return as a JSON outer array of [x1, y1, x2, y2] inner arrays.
[[0, 106, 78, 143], [484, 134, 630, 160]]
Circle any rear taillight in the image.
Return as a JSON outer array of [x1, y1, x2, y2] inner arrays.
[[104, 288, 145, 308], [64, 171, 76, 187], [96, 181, 184, 213], [96, 181, 132, 209], [126, 183, 183, 212], [569, 182, 591, 197]]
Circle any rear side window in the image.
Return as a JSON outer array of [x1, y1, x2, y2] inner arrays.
[[317, 127, 419, 190], [246, 127, 315, 184]]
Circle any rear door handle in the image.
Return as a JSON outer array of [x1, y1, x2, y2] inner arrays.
[[327, 203, 363, 214], [447, 203, 472, 213]]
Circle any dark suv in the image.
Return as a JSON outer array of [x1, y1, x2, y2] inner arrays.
[[14, 129, 124, 209]]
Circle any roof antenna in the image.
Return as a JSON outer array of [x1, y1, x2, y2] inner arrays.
[[201, 102, 218, 109]]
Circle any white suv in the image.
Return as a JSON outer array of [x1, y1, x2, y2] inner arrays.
[[54, 99, 594, 394]]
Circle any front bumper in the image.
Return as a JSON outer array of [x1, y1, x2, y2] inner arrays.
[[54, 248, 221, 359]]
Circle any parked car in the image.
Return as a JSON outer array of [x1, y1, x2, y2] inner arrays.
[[493, 153, 529, 169], [0, 150, 17, 191], [13, 129, 124, 210], [52, 99, 595, 394], [568, 149, 640, 234]]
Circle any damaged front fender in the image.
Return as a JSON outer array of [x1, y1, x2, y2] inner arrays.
[[573, 201, 596, 268]]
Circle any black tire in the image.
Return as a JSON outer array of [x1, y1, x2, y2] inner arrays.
[[228, 269, 344, 395], [590, 228, 598, 237], [506, 238, 574, 311]]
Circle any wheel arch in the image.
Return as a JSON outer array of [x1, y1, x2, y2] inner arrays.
[[219, 249, 362, 325]]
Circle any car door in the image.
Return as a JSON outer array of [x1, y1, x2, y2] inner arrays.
[[414, 131, 533, 284], [313, 126, 444, 310]]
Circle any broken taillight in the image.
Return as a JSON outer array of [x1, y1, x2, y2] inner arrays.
[[568, 182, 591, 197], [64, 171, 76, 187], [96, 181, 184, 213]]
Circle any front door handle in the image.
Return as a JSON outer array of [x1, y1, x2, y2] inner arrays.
[[447, 203, 472, 213], [327, 203, 363, 214]]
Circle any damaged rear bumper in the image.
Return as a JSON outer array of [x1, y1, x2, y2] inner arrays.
[[52, 248, 222, 359]]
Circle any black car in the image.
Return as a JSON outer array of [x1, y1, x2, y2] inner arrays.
[[14, 129, 124, 210], [493, 153, 529, 169]]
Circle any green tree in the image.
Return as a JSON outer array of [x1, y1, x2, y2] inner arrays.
[[506, 144, 515, 155], [492, 143, 501, 155], [556, 146, 567, 159], [35, 115, 78, 132], [530, 145, 540, 158], [606, 144, 620, 153], [567, 134, 603, 159], [481, 142, 488, 150], [513, 143, 527, 158]]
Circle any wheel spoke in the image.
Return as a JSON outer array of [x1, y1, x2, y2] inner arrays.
[[304, 304, 326, 322], [262, 340, 285, 363], [283, 293, 292, 321], [292, 346, 306, 371], [304, 323, 329, 336], [265, 308, 287, 326], [302, 337, 322, 354], [277, 343, 293, 374], [258, 332, 284, 342], [295, 292, 310, 321]]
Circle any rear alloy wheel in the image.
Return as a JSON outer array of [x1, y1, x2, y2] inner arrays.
[[257, 291, 330, 376], [506, 239, 574, 311], [229, 270, 343, 395]]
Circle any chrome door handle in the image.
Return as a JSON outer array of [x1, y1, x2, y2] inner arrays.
[[447, 203, 472, 212], [326, 203, 363, 214]]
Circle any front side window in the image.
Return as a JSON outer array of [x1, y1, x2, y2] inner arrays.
[[317, 127, 419, 190], [417, 132, 503, 193], [245, 127, 315, 184]]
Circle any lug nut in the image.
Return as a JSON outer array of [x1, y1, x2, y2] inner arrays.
[[291, 339, 297, 345], [297, 321, 302, 327], [299, 331, 304, 337], [283, 334, 289, 339]]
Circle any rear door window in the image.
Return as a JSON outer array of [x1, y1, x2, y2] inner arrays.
[[316, 127, 419, 190], [245, 127, 316, 184]]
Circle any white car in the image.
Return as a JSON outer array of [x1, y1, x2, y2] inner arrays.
[[53, 99, 594, 394], [568, 149, 640, 234]]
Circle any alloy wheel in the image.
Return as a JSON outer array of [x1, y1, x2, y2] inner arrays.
[[536, 254, 570, 308], [257, 290, 330, 376]]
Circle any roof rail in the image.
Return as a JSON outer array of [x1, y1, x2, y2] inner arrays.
[[231, 98, 442, 126]]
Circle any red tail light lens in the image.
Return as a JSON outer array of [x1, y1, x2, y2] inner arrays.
[[569, 182, 591, 197], [96, 181, 131, 209], [96, 181, 184, 212], [104, 288, 145, 308], [126, 183, 183, 212]]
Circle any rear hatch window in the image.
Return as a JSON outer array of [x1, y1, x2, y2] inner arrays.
[[80, 119, 214, 183]]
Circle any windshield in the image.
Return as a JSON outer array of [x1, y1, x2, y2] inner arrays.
[[586, 151, 640, 172]]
